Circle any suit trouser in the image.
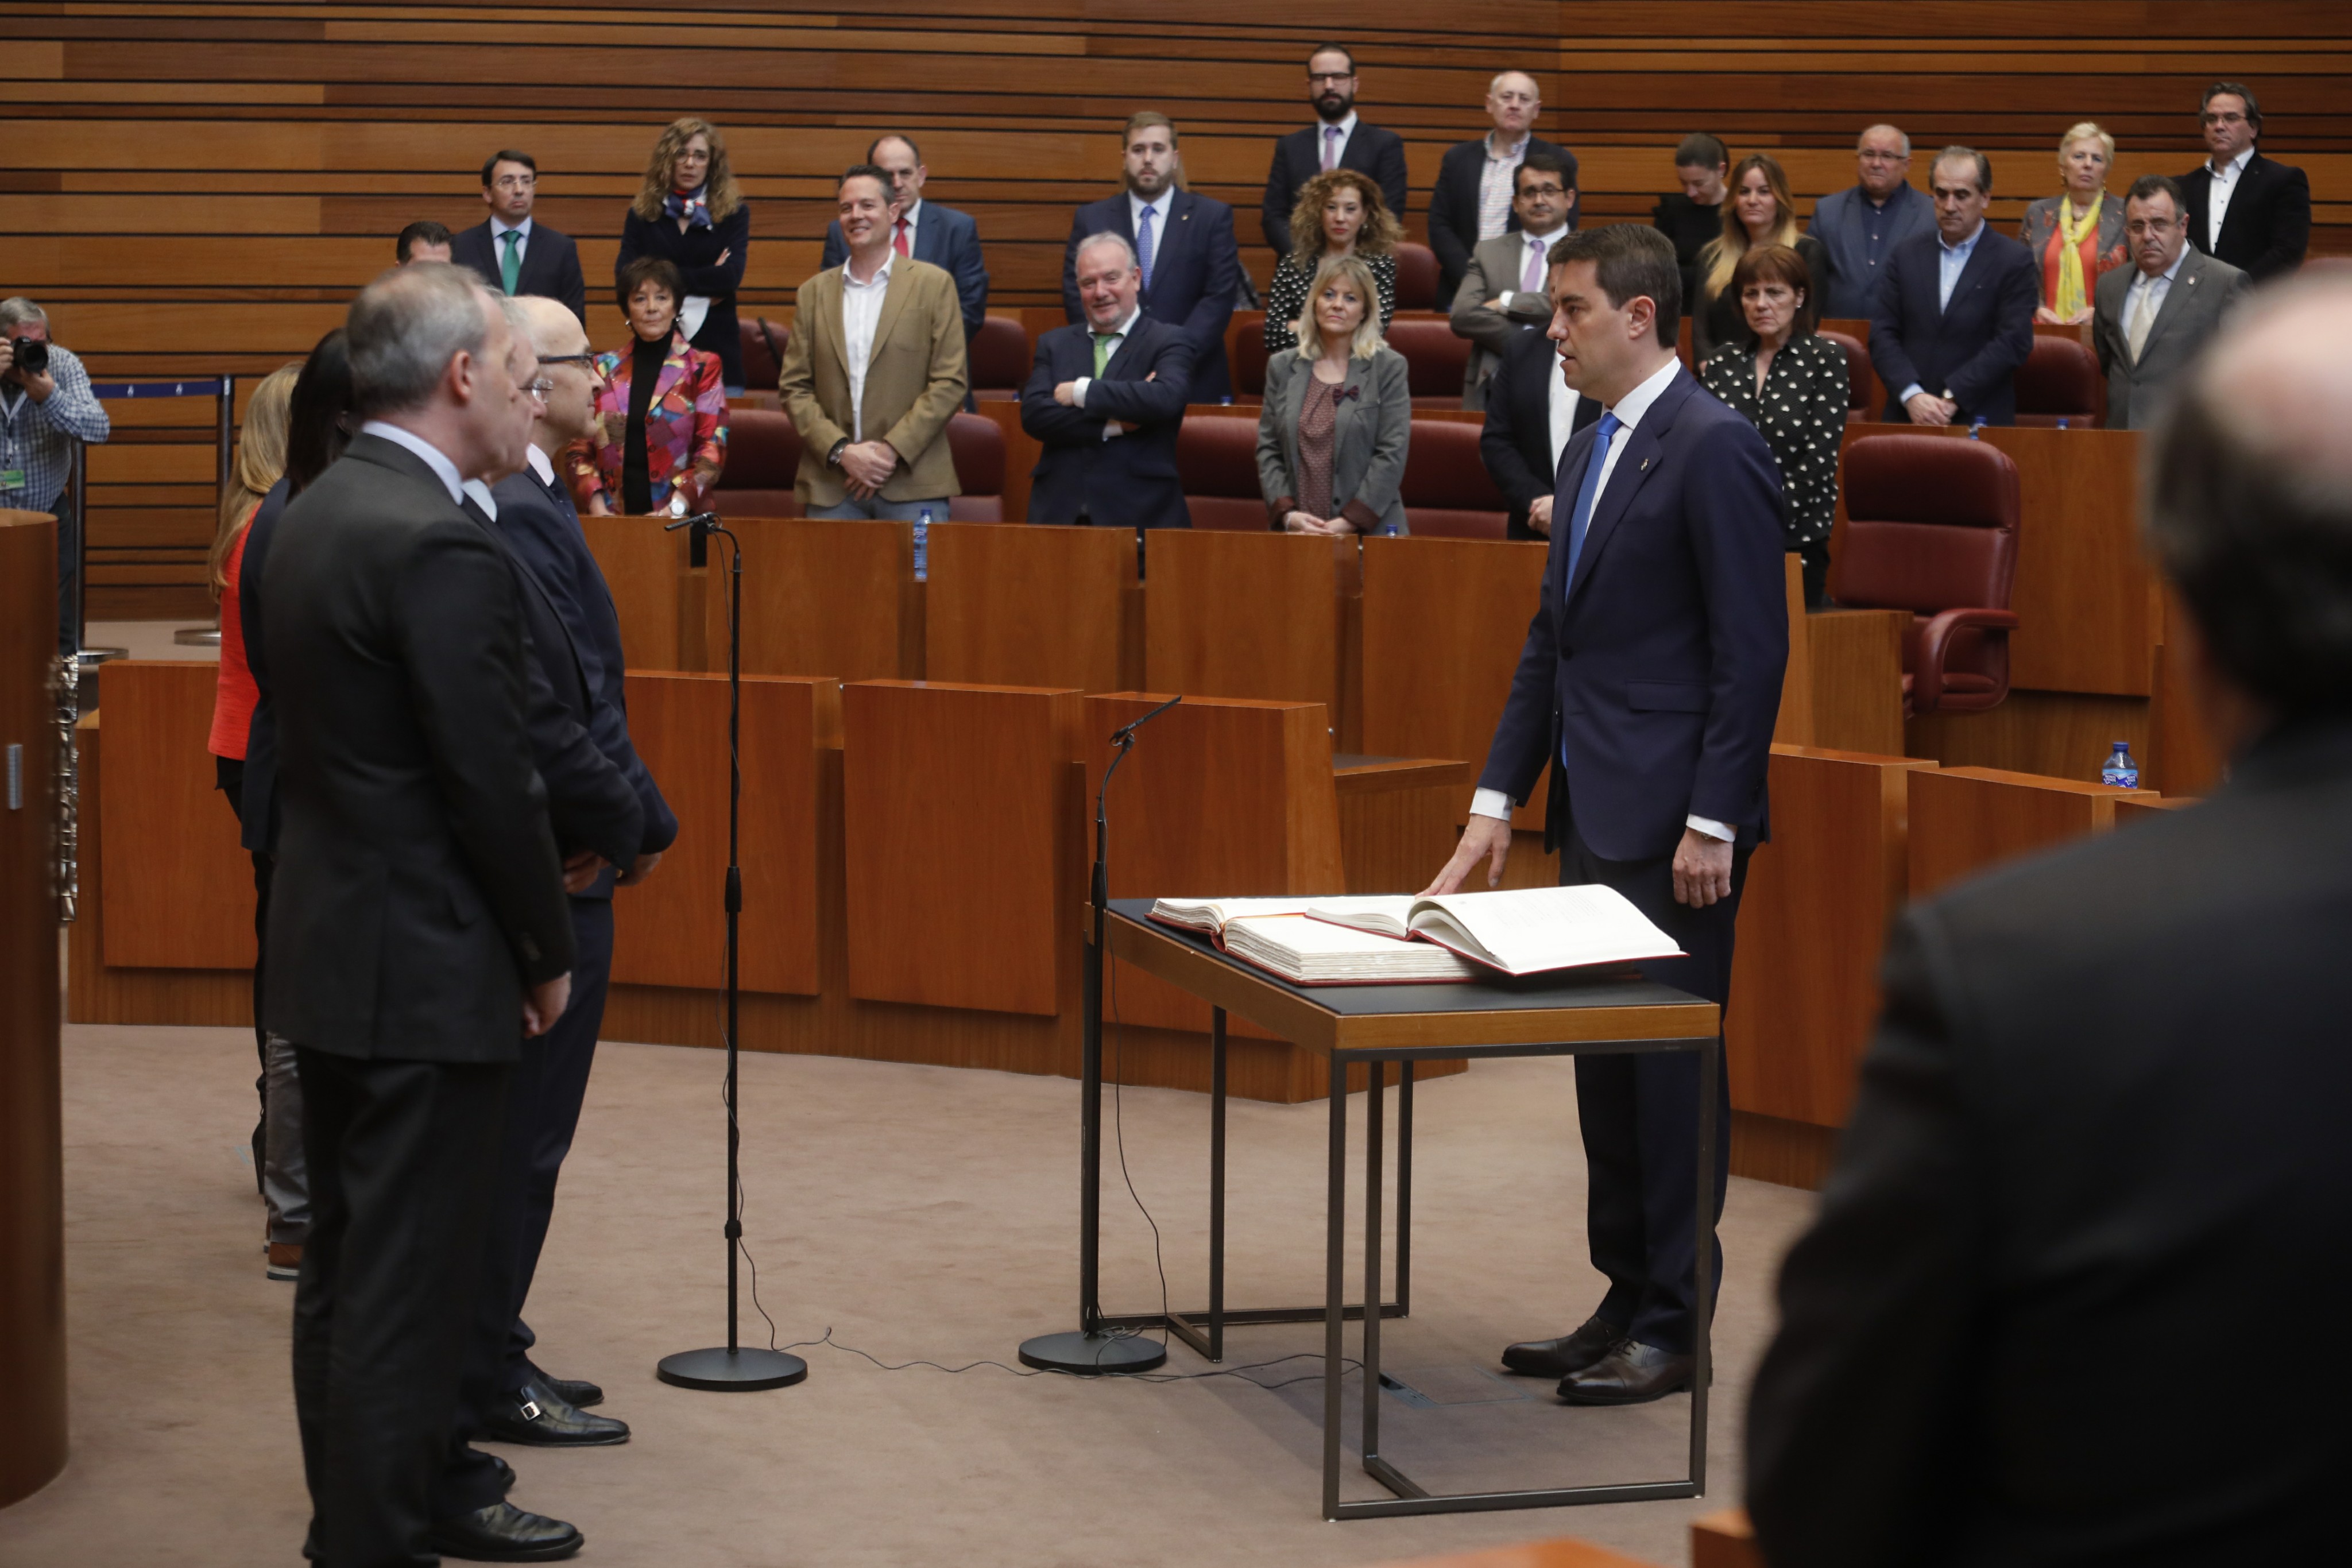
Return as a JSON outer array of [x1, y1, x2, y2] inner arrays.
[[1561, 821, 1751, 1356], [438, 899, 613, 1517], [220, 759, 308, 1240], [293, 1047, 509, 1568]]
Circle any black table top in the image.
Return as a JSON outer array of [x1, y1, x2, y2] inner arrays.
[[1107, 900, 1705, 1020]]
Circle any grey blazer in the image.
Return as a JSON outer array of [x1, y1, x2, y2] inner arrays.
[[2090, 248, 2249, 431], [2019, 192, 2128, 312], [1256, 347, 1412, 535], [1450, 231, 1557, 409]]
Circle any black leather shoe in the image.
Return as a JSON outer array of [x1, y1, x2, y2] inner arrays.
[[1501, 1316, 1624, 1379], [475, 1383, 630, 1447], [531, 1368, 604, 1409], [430, 1501, 582, 1562], [1555, 1339, 1695, 1405], [478, 1448, 516, 1494]]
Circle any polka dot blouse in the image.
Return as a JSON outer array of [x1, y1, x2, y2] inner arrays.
[[1700, 331, 1850, 549]]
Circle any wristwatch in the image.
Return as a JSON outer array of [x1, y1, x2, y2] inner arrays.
[[825, 438, 850, 470]]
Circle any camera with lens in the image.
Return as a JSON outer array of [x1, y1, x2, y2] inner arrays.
[[9, 336, 47, 377]]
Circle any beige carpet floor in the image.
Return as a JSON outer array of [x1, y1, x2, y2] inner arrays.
[[0, 1023, 1816, 1567]]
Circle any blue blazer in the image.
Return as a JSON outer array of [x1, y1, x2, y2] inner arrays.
[[1805, 183, 1936, 321], [489, 463, 678, 897], [1062, 191, 1240, 403], [1868, 226, 2038, 425], [821, 200, 989, 340], [1020, 316, 1195, 530], [1479, 369, 1788, 861]]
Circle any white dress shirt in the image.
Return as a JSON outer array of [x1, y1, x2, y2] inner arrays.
[[1071, 306, 1142, 440], [2122, 246, 2189, 361], [892, 197, 922, 258], [459, 477, 498, 520], [359, 420, 463, 504], [1471, 356, 1734, 842], [490, 214, 531, 269], [525, 442, 558, 489], [2205, 148, 2252, 250], [1127, 190, 1170, 287], [1313, 110, 1359, 172], [1497, 223, 1570, 313], [840, 251, 896, 443], [1476, 131, 1531, 241], [1546, 365, 1583, 478]]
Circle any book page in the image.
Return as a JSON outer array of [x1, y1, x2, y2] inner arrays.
[[1148, 896, 1315, 934], [1412, 885, 1683, 976], [1299, 895, 1418, 939]]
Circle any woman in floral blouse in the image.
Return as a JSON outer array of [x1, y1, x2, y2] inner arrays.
[[1699, 243, 1848, 607], [566, 254, 728, 517]]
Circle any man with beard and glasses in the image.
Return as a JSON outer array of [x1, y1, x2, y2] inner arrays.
[[1262, 42, 1409, 260]]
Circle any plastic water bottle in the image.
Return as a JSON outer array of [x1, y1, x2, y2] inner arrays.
[[2056, 417, 2070, 430], [912, 506, 931, 583], [1968, 419, 1987, 439], [2100, 741, 2139, 788]]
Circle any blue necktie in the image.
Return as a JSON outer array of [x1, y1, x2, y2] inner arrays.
[[1135, 204, 1157, 292], [1562, 411, 1622, 587]]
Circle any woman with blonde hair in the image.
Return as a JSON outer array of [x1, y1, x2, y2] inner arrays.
[[1692, 153, 1832, 357], [616, 116, 752, 392], [2020, 122, 2127, 325], [1257, 253, 1411, 536], [1264, 167, 1403, 354]]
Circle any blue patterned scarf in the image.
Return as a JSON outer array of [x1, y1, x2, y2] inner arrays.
[[663, 186, 712, 229]]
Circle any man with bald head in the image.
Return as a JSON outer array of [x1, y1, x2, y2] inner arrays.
[[1808, 122, 1936, 319], [1748, 276, 2352, 1563], [1427, 69, 1578, 306]]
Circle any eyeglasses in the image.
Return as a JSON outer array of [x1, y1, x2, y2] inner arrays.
[[1858, 150, 1908, 164], [525, 378, 555, 398], [492, 175, 536, 191], [533, 353, 596, 369], [1308, 72, 1353, 85], [2201, 111, 2249, 125]]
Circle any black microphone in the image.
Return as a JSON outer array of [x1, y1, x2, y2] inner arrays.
[[662, 510, 721, 533], [1110, 693, 1181, 745]]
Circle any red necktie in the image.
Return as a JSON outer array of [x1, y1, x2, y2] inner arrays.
[[893, 217, 911, 258]]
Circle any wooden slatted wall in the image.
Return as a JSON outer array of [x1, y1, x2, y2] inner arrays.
[[10, 0, 2350, 616]]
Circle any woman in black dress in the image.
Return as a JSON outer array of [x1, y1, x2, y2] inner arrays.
[[616, 117, 752, 393], [1699, 244, 1848, 607]]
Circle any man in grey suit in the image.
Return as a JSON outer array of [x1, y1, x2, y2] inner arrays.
[[2094, 173, 2249, 431], [1450, 153, 1575, 411]]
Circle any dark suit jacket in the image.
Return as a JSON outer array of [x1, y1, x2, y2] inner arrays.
[[617, 203, 753, 388], [1479, 326, 1600, 540], [452, 219, 587, 326], [236, 474, 291, 853], [2180, 150, 2312, 281], [488, 462, 679, 896], [1427, 135, 1577, 304], [2090, 248, 2249, 432], [259, 434, 573, 1062], [1020, 315, 1194, 529], [1869, 226, 2038, 425], [1062, 191, 1240, 402], [1479, 368, 1786, 860], [822, 200, 989, 341], [1262, 120, 1410, 257], [1747, 714, 2352, 1568]]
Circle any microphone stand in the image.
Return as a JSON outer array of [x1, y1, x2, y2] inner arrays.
[[1020, 693, 1182, 1374], [655, 510, 806, 1393]]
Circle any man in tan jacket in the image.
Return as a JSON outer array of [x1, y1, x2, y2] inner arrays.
[[780, 163, 969, 518]]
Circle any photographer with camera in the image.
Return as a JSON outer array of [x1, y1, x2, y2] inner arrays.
[[2, 296, 111, 654]]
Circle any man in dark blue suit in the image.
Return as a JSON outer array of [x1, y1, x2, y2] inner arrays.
[[1023, 233, 1194, 529], [819, 133, 989, 343], [450, 150, 589, 326], [434, 298, 678, 1515], [1426, 224, 1787, 1407], [1062, 112, 1240, 404], [1869, 146, 2037, 426], [1479, 322, 1601, 541], [1262, 42, 1411, 257]]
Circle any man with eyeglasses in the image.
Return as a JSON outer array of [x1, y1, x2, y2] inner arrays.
[[2092, 175, 2249, 431], [2179, 81, 2310, 282], [1262, 42, 1409, 258], [1807, 123, 1936, 321], [454, 149, 590, 326]]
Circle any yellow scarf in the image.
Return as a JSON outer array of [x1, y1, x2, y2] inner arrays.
[[2053, 196, 2101, 320]]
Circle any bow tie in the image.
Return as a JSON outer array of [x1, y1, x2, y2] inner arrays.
[[1331, 384, 1360, 405]]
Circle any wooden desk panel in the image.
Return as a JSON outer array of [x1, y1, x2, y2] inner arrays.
[[1773, 553, 1815, 746], [582, 514, 706, 673], [1908, 765, 2152, 899], [842, 680, 1080, 1016], [1333, 756, 1472, 897], [1804, 609, 1907, 756], [1143, 530, 1347, 714], [926, 521, 1133, 692], [609, 673, 829, 996], [721, 516, 918, 682], [96, 660, 254, 969], [2113, 795, 2195, 828], [2148, 588, 2224, 797], [1359, 535, 1549, 828]]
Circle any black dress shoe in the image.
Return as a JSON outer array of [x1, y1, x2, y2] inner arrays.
[[430, 1501, 582, 1562], [531, 1368, 604, 1409], [1555, 1339, 1695, 1406], [478, 1447, 516, 1493], [1501, 1316, 1625, 1379], [475, 1383, 630, 1447]]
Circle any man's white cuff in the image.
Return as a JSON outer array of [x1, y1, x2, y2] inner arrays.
[[1686, 814, 1734, 842], [1469, 788, 1513, 822]]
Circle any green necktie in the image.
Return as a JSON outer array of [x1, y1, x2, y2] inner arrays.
[[499, 229, 521, 295], [1092, 332, 1117, 377]]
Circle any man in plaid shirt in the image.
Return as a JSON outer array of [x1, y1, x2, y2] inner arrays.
[[2, 296, 111, 652]]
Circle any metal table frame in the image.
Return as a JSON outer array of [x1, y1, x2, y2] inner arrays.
[[1097, 905, 1721, 1521]]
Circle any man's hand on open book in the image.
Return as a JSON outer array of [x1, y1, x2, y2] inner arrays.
[[1421, 813, 1512, 897]]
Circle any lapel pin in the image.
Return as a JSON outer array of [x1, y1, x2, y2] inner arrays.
[[1639, 457, 1651, 472]]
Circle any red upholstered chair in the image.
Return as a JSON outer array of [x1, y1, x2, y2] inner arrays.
[[709, 407, 801, 518], [1233, 328, 1271, 402], [968, 316, 1031, 402], [1176, 415, 1271, 531], [1400, 418, 1510, 538], [1383, 316, 1471, 408], [946, 412, 1004, 520], [1819, 330, 1873, 425], [1829, 433, 2022, 715], [2014, 334, 2102, 427], [1392, 243, 1441, 310], [738, 316, 788, 393]]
